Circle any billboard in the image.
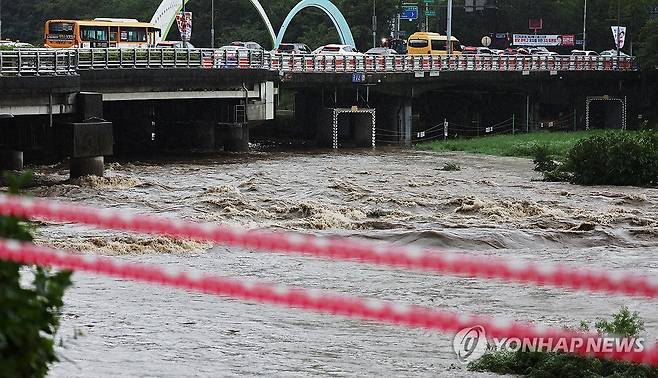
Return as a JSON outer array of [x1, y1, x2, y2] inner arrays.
[[611, 26, 627, 49], [176, 12, 193, 42], [513, 34, 575, 47]]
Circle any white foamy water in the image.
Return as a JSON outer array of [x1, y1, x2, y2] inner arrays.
[[24, 150, 657, 377]]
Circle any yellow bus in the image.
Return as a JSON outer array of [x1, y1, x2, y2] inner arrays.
[[407, 32, 462, 55], [44, 18, 160, 48]]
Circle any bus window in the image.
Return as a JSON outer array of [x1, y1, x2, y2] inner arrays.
[[81, 26, 108, 41], [109, 27, 119, 42], [408, 39, 429, 48], [47, 22, 75, 41], [121, 28, 147, 42], [431, 40, 447, 51]]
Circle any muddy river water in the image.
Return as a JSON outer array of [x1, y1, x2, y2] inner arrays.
[[24, 149, 657, 377]]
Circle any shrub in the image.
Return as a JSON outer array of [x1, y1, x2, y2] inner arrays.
[[0, 173, 72, 377], [441, 162, 462, 171], [468, 307, 657, 377], [566, 132, 658, 186]]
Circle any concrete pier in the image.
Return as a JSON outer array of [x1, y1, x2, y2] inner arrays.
[[0, 150, 24, 171], [70, 156, 104, 178], [222, 124, 250, 152]]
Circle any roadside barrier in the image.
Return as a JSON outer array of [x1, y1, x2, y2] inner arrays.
[[0, 239, 656, 366], [0, 194, 656, 366]]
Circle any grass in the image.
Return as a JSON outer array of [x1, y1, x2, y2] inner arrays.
[[417, 131, 612, 159]]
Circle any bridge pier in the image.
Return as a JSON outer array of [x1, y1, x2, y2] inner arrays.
[[373, 95, 412, 146], [70, 157, 104, 178], [222, 123, 250, 152], [64, 93, 114, 178], [0, 150, 24, 171]]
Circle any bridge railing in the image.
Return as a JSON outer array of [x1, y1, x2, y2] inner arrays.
[[0, 48, 638, 76], [267, 53, 637, 73], [0, 49, 76, 76]]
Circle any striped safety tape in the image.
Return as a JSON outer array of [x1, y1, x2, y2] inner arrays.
[[0, 240, 656, 366]]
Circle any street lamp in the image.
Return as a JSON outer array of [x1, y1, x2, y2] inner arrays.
[[447, 0, 453, 55], [582, 0, 587, 51], [372, 0, 377, 48], [616, 0, 621, 58], [211, 0, 215, 48], [182, 0, 187, 48]]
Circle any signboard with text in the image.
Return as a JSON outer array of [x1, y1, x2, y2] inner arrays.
[[513, 34, 575, 47], [401, 5, 419, 20]]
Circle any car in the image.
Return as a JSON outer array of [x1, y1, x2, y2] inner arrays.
[[155, 41, 195, 49], [490, 49, 505, 55], [0, 40, 35, 49], [528, 47, 558, 56], [503, 47, 530, 55], [275, 43, 312, 55], [365, 47, 397, 55], [600, 50, 630, 57], [230, 41, 263, 50], [314, 44, 363, 56], [462, 46, 494, 55], [571, 50, 599, 56]]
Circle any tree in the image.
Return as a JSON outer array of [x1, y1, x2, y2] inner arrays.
[[637, 20, 658, 70], [0, 173, 73, 378]]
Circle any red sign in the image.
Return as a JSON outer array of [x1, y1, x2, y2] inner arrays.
[[528, 18, 543, 32]]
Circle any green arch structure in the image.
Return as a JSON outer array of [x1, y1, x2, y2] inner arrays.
[[150, 0, 277, 47], [274, 0, 356, 49], [151, 0, 355, 50]]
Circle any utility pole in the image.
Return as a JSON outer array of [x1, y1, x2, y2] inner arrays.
[[182, 0, 187, 48], [0, 0, 3, 41], [447, 0, 453, 54], [582, 0, 587, 50], [372, 0, 377, 48], [616, 0, 621, 57], [211, 0, 215, 48]]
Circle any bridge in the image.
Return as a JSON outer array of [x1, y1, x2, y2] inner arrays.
[[0, 47, 649, 178]]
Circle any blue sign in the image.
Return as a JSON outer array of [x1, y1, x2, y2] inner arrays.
[[352, 73, 365, 83], [401, 6, 419, 21]]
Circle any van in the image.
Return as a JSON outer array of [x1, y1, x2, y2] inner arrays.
[[407, 32, 462, 55]]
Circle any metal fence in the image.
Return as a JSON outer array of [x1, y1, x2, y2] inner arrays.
[[0, 48, 639, 76], [0, 49, 76, 76]]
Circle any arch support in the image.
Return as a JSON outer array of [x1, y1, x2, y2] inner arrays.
[[151, 0, 276, 47], [275, 0, 356, 49]]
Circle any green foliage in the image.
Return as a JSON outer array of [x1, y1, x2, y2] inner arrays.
[[468, 307, 658, 378], [417, 131, 606, 158], [0, 172, 73, 378], [441, 162, 462, 171], [565, 132, 658, 186], [638, 20, 658, 70]]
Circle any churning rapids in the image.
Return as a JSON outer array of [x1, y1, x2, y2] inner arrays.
[[22, 149, 657, 377]]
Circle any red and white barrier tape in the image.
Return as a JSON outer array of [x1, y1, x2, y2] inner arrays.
[[0, 240, 656, 366], [0, 195, 656, 299]]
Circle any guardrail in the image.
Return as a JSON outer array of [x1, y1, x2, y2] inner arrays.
[[0, 48, 638, 76], [0, 49, 76, 76]]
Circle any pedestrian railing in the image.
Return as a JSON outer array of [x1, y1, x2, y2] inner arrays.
[[0, 49, 76, 76], [0, 48, 639, 77]]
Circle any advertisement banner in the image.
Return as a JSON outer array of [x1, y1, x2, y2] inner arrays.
[[513, 34, 575, 47], [176, 12, 193, 42], [611, 26, 627, 49]]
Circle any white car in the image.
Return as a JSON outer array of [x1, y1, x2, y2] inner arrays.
[[600, 50, 630, 57], [528, 47, 558, 56], [314, 44, 363, 56], [571, 50, 599, 56]]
